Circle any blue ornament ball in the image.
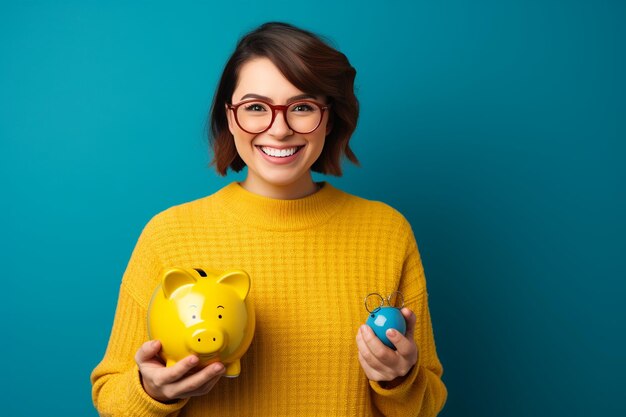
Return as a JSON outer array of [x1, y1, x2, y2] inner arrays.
[[365, 306, 407, 349]]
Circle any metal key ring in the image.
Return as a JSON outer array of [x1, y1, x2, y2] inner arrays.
[[364, 293, 384, 314], [387, 291, 405, 309], [364, 291, 405, 313]]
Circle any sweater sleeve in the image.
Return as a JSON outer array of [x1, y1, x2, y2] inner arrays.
[[369, 223, 447, 417], [90, 218, 189, 417]]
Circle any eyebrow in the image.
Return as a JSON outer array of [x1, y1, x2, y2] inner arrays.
[[238, 93, 318, 103]]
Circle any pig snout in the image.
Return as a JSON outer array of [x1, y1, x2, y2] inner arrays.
[[190, 328, 227, 355]]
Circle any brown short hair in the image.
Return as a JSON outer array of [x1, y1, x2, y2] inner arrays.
[[209, 22, 359, 176]]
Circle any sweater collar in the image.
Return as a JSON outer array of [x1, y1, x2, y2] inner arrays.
[[215, 181, 348, 230]]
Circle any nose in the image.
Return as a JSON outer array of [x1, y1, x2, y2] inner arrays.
[[267, 109, 293, 138], [190, 328, 227, 355]]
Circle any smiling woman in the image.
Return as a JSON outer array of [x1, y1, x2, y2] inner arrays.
[[91, 21, 447, 416], [210, 22, 359, 181], [224, 57, 331, 199]]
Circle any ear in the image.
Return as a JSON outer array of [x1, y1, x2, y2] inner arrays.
[[162, 268, 198, 299], [325, 112, 333, 136], [217, 269, 251, 300], [225, 104, 236, 135]]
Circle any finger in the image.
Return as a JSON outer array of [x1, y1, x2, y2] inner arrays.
[[135, 340, 161, 364], [187, 376, 222, 398], [385, 327, 418, 362], [192, 373, 223, 396], [155, 355, 203, 386], [362, 325, 400, 364], [169, 362, 226, 398], [186, 363, 226, 395], [400, 308, 417, 341], [359, 325, 387, 354], [357, 351, 385, 381], [357, 325, 394, 369]]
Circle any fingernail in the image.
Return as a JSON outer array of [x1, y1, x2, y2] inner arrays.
[[387, 329, 397, 338], [189, 356, 199, 365], [214, 363, 225, 373], [151, 340, 159, 348]]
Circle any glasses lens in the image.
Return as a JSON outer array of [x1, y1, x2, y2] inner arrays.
[[286, 102, 322, 133], [236, 101, 273, 133]]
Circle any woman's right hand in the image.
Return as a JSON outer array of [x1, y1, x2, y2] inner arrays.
[[135, 340, 226, 403]]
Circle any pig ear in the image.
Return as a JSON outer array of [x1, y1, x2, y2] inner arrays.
[[216, 270, 251, 300], [162, 268, 198, 299]]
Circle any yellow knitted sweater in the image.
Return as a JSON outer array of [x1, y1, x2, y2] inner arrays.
[[91, 182, 447, 416]]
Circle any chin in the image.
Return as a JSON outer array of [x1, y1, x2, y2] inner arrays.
[[259, 173, 308, 188]]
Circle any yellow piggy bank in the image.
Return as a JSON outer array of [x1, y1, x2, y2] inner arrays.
[[147, 267, 255, 377]]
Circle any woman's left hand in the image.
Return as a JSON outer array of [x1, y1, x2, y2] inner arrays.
[[356, 307, 418, 382]]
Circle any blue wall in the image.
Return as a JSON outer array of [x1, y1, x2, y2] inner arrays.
[[1, 1, 624, 415]]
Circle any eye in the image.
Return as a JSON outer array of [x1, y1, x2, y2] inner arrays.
[[243, 102, 267, 112], [218, 314, 223, 319], [189, 305, 198, 320], [291, 102, 315, 112]]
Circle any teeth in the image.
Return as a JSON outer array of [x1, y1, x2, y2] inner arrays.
[[261, 146, 300, 157]]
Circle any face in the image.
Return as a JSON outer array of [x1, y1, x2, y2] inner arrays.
[[226, 57, 331, 199]]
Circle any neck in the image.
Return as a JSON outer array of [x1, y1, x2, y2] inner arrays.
[[214, 181, 347, 231], [240, 174, 319, 200]]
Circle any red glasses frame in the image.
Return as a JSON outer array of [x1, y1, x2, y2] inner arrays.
[[227, 99, 330, 134]]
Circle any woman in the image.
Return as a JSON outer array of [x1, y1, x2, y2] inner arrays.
[[91, 21, 447, 416]]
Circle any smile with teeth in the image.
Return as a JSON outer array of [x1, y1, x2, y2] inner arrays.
[[258, 146, 303, 158]]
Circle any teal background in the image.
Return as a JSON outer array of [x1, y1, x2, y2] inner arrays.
[[1, 1, 624, 415]]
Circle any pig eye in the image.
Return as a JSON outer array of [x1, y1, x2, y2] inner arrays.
[[189, 305, 199, 320], [218, 314, 223, 319]]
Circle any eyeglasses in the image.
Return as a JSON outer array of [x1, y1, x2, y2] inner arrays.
[[227, 99, 330, 134]]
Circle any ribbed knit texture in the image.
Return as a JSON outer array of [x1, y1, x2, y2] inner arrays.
[[91, 182, 447, 416]]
